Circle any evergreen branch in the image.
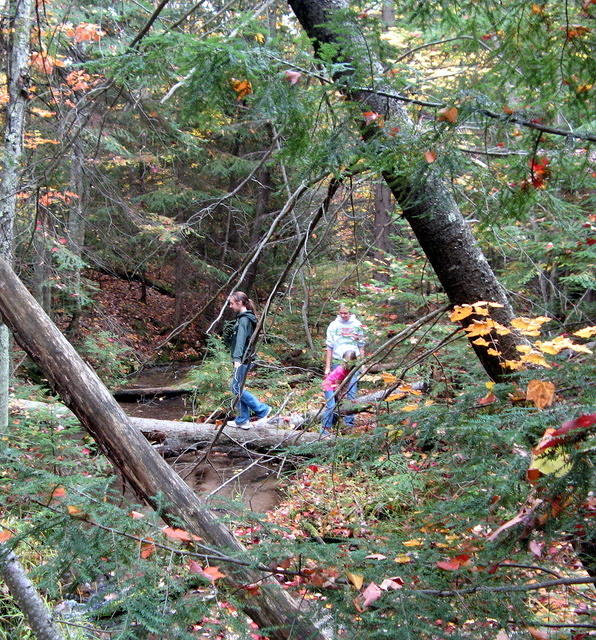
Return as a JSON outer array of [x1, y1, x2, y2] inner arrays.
[[29, 500, 305, 579], [401, 576, 595, 597], [508, 620, 596, 630], [265, 51, 595, 141], [477, 109, 596, 143]]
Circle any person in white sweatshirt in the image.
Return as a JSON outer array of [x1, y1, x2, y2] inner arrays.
[[324, 304, 366, 428]]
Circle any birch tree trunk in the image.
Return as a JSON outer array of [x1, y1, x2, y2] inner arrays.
[[0, 256, 332, 640], [0, 545, 65, 640], [0, 0, 33, 428], [288, 0, 526, 380]]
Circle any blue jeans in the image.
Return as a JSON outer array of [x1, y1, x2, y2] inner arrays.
[[322, 366, 358, 431], [230, 364, 270, 425]]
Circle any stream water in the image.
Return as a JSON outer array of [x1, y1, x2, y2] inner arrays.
[[119, 364, 282, 513]]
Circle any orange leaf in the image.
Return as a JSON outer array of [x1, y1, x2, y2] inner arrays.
[[51, 486, 66, 498], [129, 510, 145, 519], [66, 505, 83, 516], [526, 380, 555, 409], [140, 539, 155, 559], [437, 106, 458, 124], [526, 628, 549, 640], [478, 392, 497, 406], [162, 526, 202, 542], [0, 530, 13, 543], [424, 150, 437, 163], [201, 565, 226, 582], [230, 78, 252, 100]]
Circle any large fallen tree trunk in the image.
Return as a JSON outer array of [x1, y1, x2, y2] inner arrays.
[[0, 257, 331, 640], [10, 398, 320, 453]]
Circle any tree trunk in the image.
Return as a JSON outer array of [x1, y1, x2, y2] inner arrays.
[[66, 136, 87, 335], [0, 257, 332, 640], [32, 207, 51, 315], [0, 0, 34, 429], [0, 545, 65, 640], [372, 182, 394, 282], [288, 0, 526, 380]]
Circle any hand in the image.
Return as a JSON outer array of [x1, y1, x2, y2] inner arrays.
[[324, 366, 330, 375], [234, 361, 241, 369]]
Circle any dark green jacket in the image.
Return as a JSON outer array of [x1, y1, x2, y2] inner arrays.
[[230, 311, 257, 362]]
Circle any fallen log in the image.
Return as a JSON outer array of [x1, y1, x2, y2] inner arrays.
[[0, 257, 332, 640], [10, 399, 320, 452], [113, 386, 192, 400]]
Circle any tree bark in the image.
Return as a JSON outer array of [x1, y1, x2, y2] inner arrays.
[[287, 0, 526, 380], [0, 0, 34, 429], [0, 544, 65, 640], [0, 257, 331, 640]]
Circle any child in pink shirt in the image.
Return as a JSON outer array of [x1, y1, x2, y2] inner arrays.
[[321, 350, 357, 436]]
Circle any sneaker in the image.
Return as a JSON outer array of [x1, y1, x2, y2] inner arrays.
[[226, 420, 251, 430], [253, 406, 272, 427]]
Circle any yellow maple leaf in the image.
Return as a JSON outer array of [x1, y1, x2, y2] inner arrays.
[[403, 539, 424, 547], [520, 352, 551, 368], [487, 348, 501, 356], [472, 337, 490, 346], [511, 316, 551, 336], [449, 305, 473, 322], [472, 304, 489, 316], [346, 572, 364, 589], [385, 392, 405, 402], [503, 359, 524, 370], [573, 325, 596, 339], [463, 319, 495, 337], [526, 379, 556, 409], [381, 372, 398, 384], [493, 322, 511, 335], [401, 404, 419, 412], [516, 344, 533, 354], [394, 554, 412, 564]]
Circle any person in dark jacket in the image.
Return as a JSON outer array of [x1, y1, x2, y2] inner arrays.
[[226, 291, 272, 429]]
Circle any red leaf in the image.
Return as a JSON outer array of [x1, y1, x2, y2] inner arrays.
[[436, 554, 471, 570], [424, 150, 437, 163], [362, 111, 382, 124]]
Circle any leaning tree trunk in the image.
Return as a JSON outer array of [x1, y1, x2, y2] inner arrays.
[[288, 0, 526, 380], [0, 257, 331, 640], [0, 0, 34, 428]]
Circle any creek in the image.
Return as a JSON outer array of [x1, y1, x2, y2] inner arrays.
[[118, 363, 283, 513]]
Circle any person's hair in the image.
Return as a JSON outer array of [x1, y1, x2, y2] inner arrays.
[[342, 350, 357, 369], [338, 304, 350, 313], [230, 291, 257, 313]]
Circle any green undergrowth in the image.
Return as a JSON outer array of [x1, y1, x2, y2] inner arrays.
[[2, 347, 593, 638]]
